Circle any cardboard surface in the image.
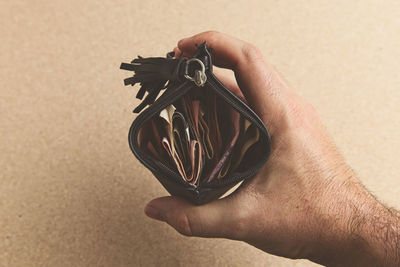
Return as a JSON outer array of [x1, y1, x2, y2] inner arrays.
[[1, 0, 399, 266]]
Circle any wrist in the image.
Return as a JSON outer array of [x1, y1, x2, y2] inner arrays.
[[350, 201, 400, 266], [307, 176, 399, 266], [304, 175, 378, 266]]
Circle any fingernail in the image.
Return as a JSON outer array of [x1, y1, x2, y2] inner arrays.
[[145, 205, 163, 221]]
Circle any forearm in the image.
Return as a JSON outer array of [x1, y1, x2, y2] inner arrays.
[[354, 199, 400, 266], [312, 178, 400, 267]]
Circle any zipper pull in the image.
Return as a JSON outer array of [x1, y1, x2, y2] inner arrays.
[[184, 58, 207, 87], [120, 49, 208, 113]]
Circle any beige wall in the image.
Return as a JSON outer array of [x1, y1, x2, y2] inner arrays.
[[1, 0, 399, 266]]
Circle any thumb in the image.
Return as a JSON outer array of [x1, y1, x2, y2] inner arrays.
[[144, 196, 245, 239]]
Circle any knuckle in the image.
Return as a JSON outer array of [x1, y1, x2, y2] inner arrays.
[[286, 96, 320, 128], [174, 213, 194, 236], [288, 98, 304, 118], [303, 100, 318, 117], [241, 42, 263, 62], [203, 30, 220, 41], [288, 103, 308, 127], [297, 97, 317, 117]]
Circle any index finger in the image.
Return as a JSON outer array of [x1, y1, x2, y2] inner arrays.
[[177, 31, 290, 134], [178, 31, 262, 70]]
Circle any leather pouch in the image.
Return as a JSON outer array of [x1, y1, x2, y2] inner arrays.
[[120, 43, 271, 205]]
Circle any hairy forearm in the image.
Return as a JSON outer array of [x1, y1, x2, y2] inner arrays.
[[315, 179, 400, 267], [355, 200, 400, 267]]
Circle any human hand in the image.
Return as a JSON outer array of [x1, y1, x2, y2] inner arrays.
[[144, 31, 400, 266]]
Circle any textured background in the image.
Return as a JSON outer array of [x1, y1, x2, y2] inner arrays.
[[1, 0, 399, 266]]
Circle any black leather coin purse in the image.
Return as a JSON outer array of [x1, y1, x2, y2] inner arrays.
[[120, 42, 271, 205]]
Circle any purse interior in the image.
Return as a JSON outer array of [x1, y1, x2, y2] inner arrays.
[[137, 83, 268, 187]]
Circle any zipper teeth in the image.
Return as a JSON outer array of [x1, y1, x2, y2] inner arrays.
[[129, 81, 196, 188], [207, 76, 269, 139], [201, 77, 271, 188], [128, 68, 271, 191]]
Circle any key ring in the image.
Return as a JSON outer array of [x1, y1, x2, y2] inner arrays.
[[184, 58, 207, 87]]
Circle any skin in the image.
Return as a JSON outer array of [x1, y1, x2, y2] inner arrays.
[[144, 31, 400, 267]]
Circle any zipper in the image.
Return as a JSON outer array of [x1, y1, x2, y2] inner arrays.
[[199, 75, 271, 188], [130, 81, 204, 192], [128, 61, 271, 192]]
